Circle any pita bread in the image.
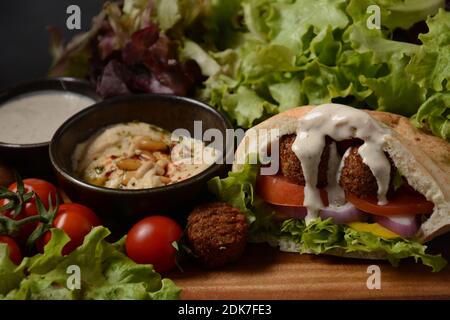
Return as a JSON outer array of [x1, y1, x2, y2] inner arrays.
[[233, 105, 450, 246]]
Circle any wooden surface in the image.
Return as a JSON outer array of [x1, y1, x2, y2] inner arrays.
[[170, 237, 450, 300]]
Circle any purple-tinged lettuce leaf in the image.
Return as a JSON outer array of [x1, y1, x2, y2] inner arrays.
[[96, 60, 132, 98]]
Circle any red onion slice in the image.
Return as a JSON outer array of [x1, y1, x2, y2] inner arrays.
[[320, 203, 366, 224], [374, 215, 418, 238]]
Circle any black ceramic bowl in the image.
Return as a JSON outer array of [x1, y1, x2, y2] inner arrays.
[[50, 94, 233, 229], [0, 77, 101, 179]]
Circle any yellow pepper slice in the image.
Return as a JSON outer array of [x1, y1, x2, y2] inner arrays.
[[347, 222, 400, 239]]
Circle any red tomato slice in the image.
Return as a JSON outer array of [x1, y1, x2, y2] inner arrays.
[[346, 185, 434, 216], [256, 175, 328, 207]]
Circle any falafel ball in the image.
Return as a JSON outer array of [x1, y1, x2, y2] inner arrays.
[[187, 202, 248, 268], [339, 146, 394, 198], [279, 134, 330, 188]]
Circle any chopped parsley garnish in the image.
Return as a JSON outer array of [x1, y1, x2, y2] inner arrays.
[[94, 166, 105, 175], [393, 168, 405, 191]]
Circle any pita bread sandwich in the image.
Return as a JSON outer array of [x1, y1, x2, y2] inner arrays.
[[209, 103, 449, 271]]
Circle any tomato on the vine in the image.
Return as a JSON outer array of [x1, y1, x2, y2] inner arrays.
[[125, 216, 182, 273], [0, 235, 22, 265], [37, 203, 101, 255], [0, 179, 58, 244], [1, 179, 58, 215]]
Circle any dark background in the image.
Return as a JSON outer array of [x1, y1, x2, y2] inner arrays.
[[0, 0, 105, 89]]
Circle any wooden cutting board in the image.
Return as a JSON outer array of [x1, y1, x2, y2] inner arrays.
[[170, 235, 450, 300]]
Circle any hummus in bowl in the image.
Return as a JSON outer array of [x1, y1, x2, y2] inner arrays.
[[73, 122, 218, 190]]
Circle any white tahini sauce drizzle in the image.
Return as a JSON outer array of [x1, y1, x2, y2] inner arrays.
[[292, 104, 391, 224], [325, 142, 346, 208], [337, 147, 352, 183]]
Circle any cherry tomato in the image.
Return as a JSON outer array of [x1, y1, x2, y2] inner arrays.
[[38, 203, 101, 255], [0, 179, 58, 244], [0, 236, 22, 265], [347, 185, 434, 216], [126, 216, 182, 273], [256, 175, 329, 207]]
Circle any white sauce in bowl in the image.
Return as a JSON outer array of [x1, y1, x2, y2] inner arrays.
[[0, 90, 95, 144]]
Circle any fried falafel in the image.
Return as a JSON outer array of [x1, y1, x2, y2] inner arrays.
[[186, 202, 248, 268], [279, 134, 330, 187], [339, 146, 395, 198]]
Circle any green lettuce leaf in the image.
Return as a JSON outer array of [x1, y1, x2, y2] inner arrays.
[[281, 218, 447, 272], [241, 44, 298, 82], [361, 55, 427, 116], [208, 163, 258, 223], [268, 0, 349, 52], [346, 0, 445, 31], [343, 21, 419, 63], [152, 0, 209, 33], [336, 50, 379, 100], [412, 92, 450, 140], [154, 0, 182, 31], [0, 245, 24, 296], [221, 86, 277, 128], [268, 78, 304, 112], [0, 227, 180, 300], [208, 163, 277, 236], [122, 0, 155, 32], [309, 26, 343, 66], [197, 0, 244, 50], [406, 9, 450, 92], [300, 60, 353, 105], [381, 0, 445, 30], [180, 39, 221, 77], [189, 0, 446, 129], [401, 9, 450, 140], [392, 168, 405, 191]]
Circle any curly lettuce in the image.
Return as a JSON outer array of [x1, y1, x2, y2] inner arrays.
[[163, 0, 448, 136], [406, 9, 450, 92], [0, 227, 180, 300], [412, 93, 450, 140], [176, 0, 445, 128], [407, 9, 450, 139], [51, 0, 449, 139]]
